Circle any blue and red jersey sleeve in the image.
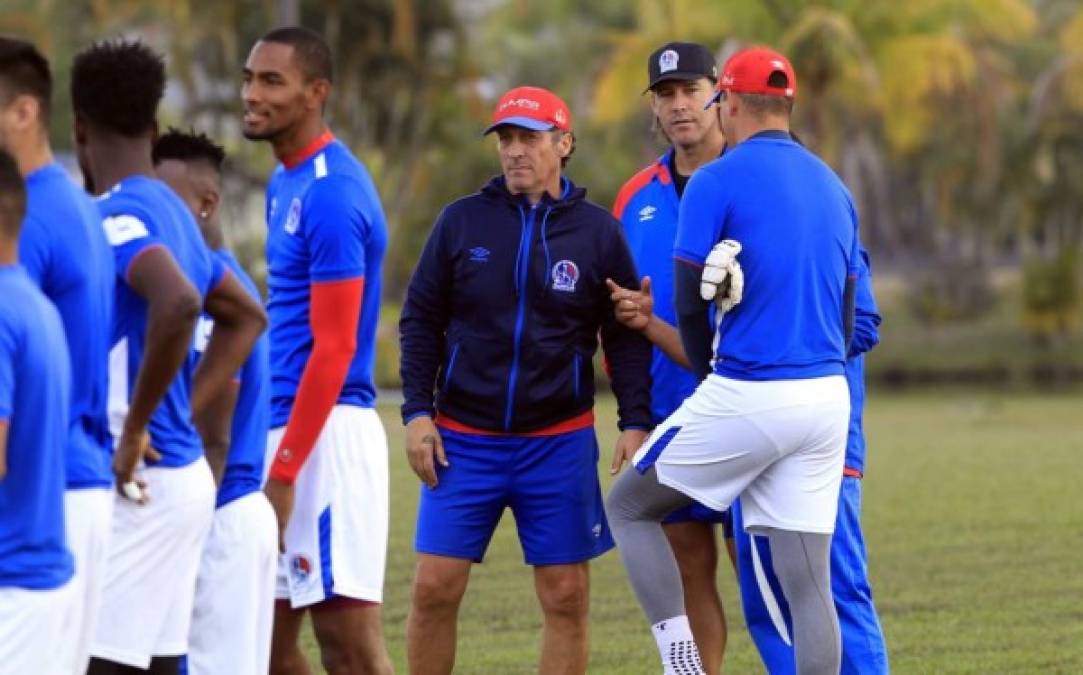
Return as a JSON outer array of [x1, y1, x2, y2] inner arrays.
[[101, 214, 165, 282], [303, 175, 369, 283]]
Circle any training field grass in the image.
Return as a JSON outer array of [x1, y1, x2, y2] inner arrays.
[[300, 390, 1083, 673]]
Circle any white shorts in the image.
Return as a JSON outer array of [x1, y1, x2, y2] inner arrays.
[[267, 405, 389, 608], [59, 487, 113, 675], [632, 374, 849, 534], [187, 491, 278, 675], [90, 457, 216, 668], [0, 583, 72, 675]]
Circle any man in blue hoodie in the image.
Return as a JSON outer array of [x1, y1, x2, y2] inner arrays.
[[400, 85, 653, 675]]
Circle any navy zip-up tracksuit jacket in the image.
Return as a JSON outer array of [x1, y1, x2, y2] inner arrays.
[[400, 175, 652, 433]]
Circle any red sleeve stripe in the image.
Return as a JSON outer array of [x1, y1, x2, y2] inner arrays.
[[613, 161, 666, 220]]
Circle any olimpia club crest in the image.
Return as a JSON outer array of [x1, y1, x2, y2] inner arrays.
[[659, 49, 679, 73], [284, 197, 302, 235], [552, 260, 580, 292]]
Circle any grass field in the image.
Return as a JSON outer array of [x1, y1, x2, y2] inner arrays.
[[300, 390, 1083, 674]]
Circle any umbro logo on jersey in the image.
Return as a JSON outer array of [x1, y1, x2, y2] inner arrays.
[[284, 197, 302, 235], [469, 246, 490, 262], [638, 205, 657, 222]]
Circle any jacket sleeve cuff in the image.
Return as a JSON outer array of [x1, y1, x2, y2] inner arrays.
[[617, 416, 653, 432], [402, 407, 435, 426]]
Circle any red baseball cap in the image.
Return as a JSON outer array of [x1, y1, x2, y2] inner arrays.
[[706, 46, 797, 108], [483, 86, 572, 135]]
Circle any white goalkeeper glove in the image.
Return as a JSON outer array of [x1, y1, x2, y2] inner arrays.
[[700, 239, 744, 314]]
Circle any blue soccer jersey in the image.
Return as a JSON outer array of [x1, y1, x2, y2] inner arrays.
[[675, 130, 858, 381], [190, 249, 270, 508], [264, 134, 388, 427], [99, 176, 224, 468], [614, 150, 703, 424], [20, 162, 115, 490], [0, 265, 74, 590]]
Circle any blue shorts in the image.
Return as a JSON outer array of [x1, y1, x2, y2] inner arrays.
[[415, 426, 615, 565], [731, 476, 889, 675], [663, 502, 734, 539]]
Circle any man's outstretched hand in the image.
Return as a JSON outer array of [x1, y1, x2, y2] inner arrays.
[[607, 276, 654, 331]]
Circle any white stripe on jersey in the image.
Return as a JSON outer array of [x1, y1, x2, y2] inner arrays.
[[314, 153, 328, 179]]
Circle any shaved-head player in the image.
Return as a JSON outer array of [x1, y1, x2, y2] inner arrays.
[[242, 26, 392, 674]]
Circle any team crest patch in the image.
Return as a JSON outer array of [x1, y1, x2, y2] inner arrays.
[[659, 49, 679, 73], [284, 197, 302, 235], [290, 554, 313, 583], [552, 260, 580, 292]]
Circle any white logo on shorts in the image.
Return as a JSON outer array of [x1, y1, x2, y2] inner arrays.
[[659, 49, 679, 73]]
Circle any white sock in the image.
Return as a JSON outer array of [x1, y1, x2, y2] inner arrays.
[[651, 615, 705, 675]]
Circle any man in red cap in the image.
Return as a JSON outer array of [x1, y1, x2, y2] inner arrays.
[[606, 46, 860, 675], [400, 85, 653, 674]]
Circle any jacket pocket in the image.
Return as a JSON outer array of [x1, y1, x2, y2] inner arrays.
[[435, 334, 512, 426], [514, 344, 593, 429]]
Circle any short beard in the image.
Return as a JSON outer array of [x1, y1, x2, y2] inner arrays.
[[241, 125, 281, 141]]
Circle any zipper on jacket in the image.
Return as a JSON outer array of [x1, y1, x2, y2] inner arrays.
[[505, 204, 536, 431], [443, 343, 460, 390], [573, 352, 581, 399]]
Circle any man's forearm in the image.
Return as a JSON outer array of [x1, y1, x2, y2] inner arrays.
[[398, 315, 445, 421], [674, 260, 713, 379], [125, 300, 199, 435], [193, 380, 238, 486], [269, 276, 363, 484], [643, 315, 691, 370], [269, 343, 353, 483]]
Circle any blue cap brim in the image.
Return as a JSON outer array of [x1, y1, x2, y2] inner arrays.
[[483, 116, 555, 135], [704, 90, 722, 110]]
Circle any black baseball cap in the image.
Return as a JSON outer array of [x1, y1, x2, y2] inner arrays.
[[646, 42, 718, 92]]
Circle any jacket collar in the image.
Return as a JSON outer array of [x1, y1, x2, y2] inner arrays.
[[481, 175, 586, 210]]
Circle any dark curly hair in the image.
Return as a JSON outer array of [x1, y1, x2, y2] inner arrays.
[[0, 36, 51, 119], [152, 127, 226, 172], [71, 38, 165, 137]]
